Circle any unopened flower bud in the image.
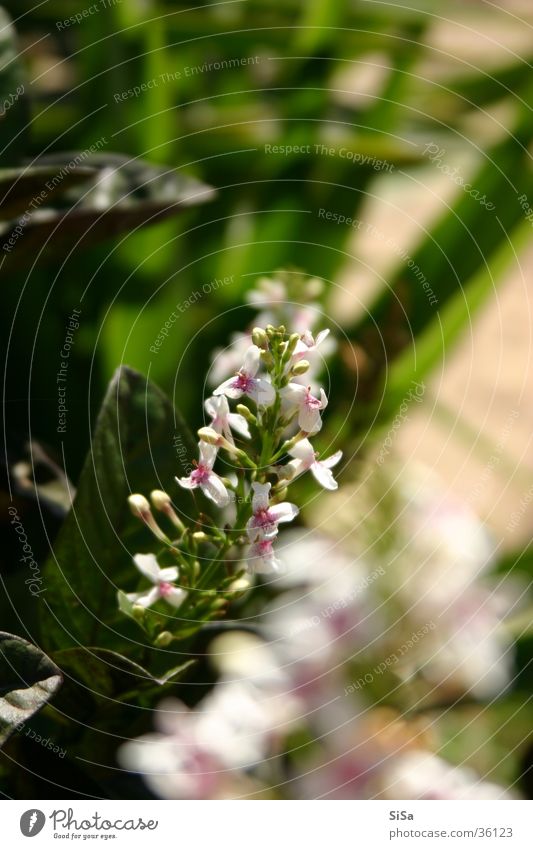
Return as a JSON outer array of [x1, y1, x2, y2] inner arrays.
[[286, 333, 301, 357], [210, 598, 228, 610], [260, 350, 275, 369], [236, 404, 256, 424], [198, 426, 223, 446], [154, 631, 174, 647], [292, 359, 310, 376], [252, 327, 268, 348], [132, 604, 146, 623], [150, 490, 185, 533], [192, 531, 208, 542], [228, 576, 252, 597], [128, 493, 169, 542], [128, 493, 151, 519]]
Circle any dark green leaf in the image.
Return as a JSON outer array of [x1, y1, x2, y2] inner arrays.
[[53, 647, 194, 700], [40, 366, 196, 654]]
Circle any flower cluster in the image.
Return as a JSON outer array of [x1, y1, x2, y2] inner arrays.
[[117, 294, 342, 644], [120, 523, 512, 800]]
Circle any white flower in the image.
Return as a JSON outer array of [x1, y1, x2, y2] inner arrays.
[[247, 538, 282, 574], [246, 482, 298, 542], [204, 394, 251, 445], [380, 751, 511, 800], [176, 441, 229, 507], [119, 680, 288, 799], [288, 438, 342, 490], [126, 553, 186, 609], [214, 345, 276, 407], [293, 328, 330, 361], [282, 383, 328, 433], [208, 332, 251, 387]]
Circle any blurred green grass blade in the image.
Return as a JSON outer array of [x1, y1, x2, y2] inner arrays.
[[353, 84, 533, 349]]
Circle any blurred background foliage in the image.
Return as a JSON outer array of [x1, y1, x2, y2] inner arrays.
[[4, 0, 533, 472], [1, 0, 533, 798]]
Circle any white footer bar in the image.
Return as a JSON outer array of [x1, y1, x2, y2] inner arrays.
[[4, 800, 532, 848]]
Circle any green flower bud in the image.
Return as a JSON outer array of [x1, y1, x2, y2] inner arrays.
[[252, 327, 268, 348], [292, 359, 310, 376], [154, 631, 173, 647], [236, 404, 256, 424]]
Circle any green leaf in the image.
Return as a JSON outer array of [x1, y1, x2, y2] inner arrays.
[[0, 632, 62, 747], [40, 366, 196, 655]]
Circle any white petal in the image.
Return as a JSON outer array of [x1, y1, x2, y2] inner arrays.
[[298, 405, 322, 433], [164, 587, 187, 608], [321, 449, 342, 469], [311, 461, 338, 490], [204, 396, 218, 418], [270, 502, 299, 524], [250, 550, 282, 575], [243, 344, 261, 377], [198, 440, 218, 468], [127, 586, 160, 608], [175, 475, 197, 490], [318, 388, 328, 410], [213, 377, 243, 399], [284, 458, 306, 480], [158, 566, 179, 582], [281, 383, 306, 409], [288, 438, 315, 462], [315, 329, 330, 347], [201, 473, 230, 507], [252, 378, 276, 407], [251, 481, 271, 512], [227, 413, 251, 439], [133, 553, 161, 583]]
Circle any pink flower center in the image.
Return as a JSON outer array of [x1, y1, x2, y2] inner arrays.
[[304, 388, 321, 409], [158, 581, 174, 597], [233, 370, 254, 392], [256, 539, 273, 555], [191, 463, 210, 484], [251, 507, 276, 530]]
